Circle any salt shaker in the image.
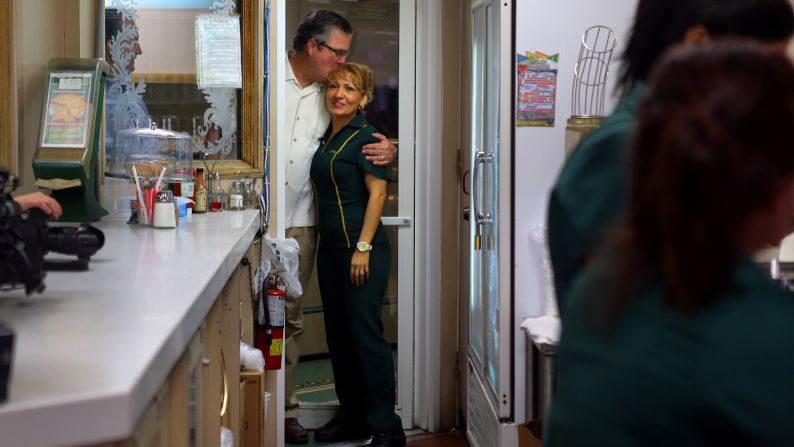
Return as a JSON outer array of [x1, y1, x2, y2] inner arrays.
[[153, 190, 176, 228]]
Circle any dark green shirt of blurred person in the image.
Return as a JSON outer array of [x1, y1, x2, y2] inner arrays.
[[547, 0, 794, 310], [546, 41, 794, 446]]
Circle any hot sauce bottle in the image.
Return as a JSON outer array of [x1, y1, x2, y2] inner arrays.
[[193, 168, 207, 214]]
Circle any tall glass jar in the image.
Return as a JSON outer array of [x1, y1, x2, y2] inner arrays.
[[210, 172, 225, 212], [242, 179, 253, 209]]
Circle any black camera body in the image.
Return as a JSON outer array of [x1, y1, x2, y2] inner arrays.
[[0, 321, 12, 403], [0, 170, 105, 295]]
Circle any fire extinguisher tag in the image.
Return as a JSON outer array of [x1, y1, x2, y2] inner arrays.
[[269, 338, 283, 356], [268, 294, 285, 327]]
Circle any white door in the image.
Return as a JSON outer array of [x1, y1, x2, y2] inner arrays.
[[392, 0, 416, 428], [468, 0, 514, 444]]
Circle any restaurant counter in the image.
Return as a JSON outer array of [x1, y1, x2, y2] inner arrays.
[[0, 210, 260, 446]]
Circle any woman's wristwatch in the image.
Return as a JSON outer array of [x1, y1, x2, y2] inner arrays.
[[356, 241, 373, 252]]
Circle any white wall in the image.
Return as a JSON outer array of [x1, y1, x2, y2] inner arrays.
[[513, 0, 637, 319]]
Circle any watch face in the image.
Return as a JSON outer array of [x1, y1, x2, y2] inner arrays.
[[357, 241, 370, 252]]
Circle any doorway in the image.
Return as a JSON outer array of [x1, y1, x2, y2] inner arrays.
[[284, 0, 416, 434]]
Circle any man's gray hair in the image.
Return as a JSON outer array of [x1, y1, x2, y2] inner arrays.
[[293, 10, 353, 52]]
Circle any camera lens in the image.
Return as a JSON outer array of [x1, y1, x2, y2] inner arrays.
[[46, 225, 105, 259]]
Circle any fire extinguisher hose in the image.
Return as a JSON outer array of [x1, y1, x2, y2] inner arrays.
[[260, 280, 273, 346]]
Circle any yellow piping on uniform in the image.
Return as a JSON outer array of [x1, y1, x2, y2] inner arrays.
[[329, 126, 367, 248]]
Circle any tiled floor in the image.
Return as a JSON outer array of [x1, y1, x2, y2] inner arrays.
[[294, 356, 338, 404], [407, 431, 469, 447], [289, 355, 469, 447], [286, 430, 469, 447]]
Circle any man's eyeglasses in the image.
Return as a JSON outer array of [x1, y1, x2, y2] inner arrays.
[[318, 42, 349, 59]]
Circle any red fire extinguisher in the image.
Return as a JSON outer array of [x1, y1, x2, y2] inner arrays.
[[255, 277, 286, 370]]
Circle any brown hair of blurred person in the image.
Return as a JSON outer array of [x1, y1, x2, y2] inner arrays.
[[606, 40, 794, 318]]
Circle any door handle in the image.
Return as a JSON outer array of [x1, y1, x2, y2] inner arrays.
[[462, 170, 471, 196], [472, 150, 494, 251], [471, 151, 494, 220], [463, 207, 470, 221], [381, 216, 412, 226]]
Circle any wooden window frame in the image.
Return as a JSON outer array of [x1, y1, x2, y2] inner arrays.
[[0, 1, 14, 174], [191, 0, 265, 178], [102, 1, 264, 178], [0, 1, 263, 177], [222, 0, 264, 178], [234, 0, 265, 177]]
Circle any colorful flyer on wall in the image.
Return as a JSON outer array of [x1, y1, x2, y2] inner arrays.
[[41, 72, 93, 147], [516, 51, 560, 127]]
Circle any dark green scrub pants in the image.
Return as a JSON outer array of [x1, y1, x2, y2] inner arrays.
[[310, 113, 401, 431], [316, 242, 400, 431]]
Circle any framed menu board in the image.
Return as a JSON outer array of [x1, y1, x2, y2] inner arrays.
[[41, 72, 94, 148]]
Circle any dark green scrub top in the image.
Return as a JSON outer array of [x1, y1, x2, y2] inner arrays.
[[310, 113, 389, 249], [547, 84, 646, 309], [546, 256, 794, 446]]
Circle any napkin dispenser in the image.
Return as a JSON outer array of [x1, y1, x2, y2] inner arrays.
[[32, 58, 110, 222]]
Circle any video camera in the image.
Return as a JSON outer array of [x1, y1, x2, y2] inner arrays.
[[0, 169, 105, 295]]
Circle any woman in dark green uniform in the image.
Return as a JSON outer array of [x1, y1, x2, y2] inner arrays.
[[310, 63, 405, 447], [546, 42, 794, 446], [547, 0, 794, 309]]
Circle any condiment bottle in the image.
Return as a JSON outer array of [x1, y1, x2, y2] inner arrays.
[[181, 170, 195, 209], [254, 182, 262, 208], [242, 179, 253, 209], [193, 168, 207, 214], [229, 180, 243, 211], [210, 172, 224, 212]]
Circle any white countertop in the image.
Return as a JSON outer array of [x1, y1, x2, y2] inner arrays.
[[0, 210, 260, 447]]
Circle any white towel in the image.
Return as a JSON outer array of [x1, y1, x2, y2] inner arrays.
[[528, 225, 559, 318], [521, 315, 561, 348]]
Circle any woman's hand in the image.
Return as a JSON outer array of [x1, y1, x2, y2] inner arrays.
[[350, 251, 370, 286]]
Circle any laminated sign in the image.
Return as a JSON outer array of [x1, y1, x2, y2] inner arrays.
[[195, 14, 243, 89]]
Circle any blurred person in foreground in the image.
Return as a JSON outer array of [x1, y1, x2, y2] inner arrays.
[[547, 0, 794, 309], [546, 41, 794, 446]]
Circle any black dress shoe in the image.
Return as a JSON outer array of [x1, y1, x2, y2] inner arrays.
[[285, 418, 309, 444], [314, 418, 371, 443], [370, 428, 406, 447]]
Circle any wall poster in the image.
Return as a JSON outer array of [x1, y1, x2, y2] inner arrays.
[[516, 51, 559, 127]]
